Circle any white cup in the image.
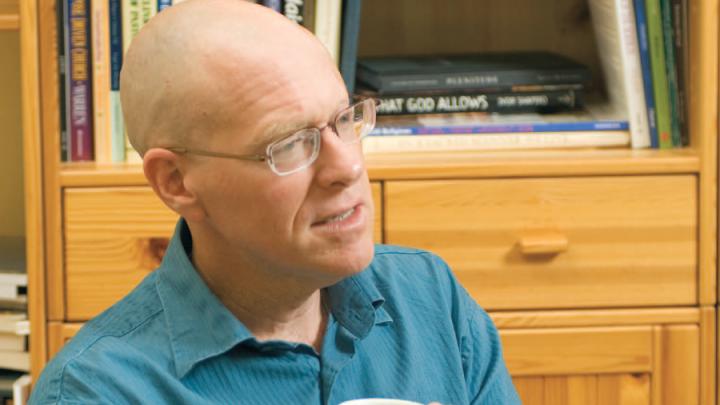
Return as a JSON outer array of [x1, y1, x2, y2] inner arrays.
[[339, 399, 423, 405]]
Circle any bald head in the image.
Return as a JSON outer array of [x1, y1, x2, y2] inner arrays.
[[120, 0, 339, 156]]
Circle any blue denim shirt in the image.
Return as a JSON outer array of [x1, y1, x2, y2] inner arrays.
[[30, 219, 519, 404]]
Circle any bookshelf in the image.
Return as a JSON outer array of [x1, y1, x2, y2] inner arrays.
[[19, 0, 719, 403]]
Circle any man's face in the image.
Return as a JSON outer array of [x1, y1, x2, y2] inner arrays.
[[184, 49, 375, 286]]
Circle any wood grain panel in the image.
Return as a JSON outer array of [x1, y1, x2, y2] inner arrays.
[[64, 187, 178, 320], [47, 322, 82, 360], [597, 374, 650, 405], [500, 326, 653, 376], [386, 176, 697, 310], [657, 325, 699, 405], [371, 182, 382, 243]]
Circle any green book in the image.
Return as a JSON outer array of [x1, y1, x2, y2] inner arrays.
[[661, 0, 682, 147], [645, 0, 673, 149]]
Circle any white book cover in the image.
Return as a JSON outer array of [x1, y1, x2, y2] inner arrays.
[[362, 131, 630, 154], [589, 0, 651, 148]]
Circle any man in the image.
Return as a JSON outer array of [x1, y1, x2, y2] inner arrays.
[[30, 0, 519, 403]]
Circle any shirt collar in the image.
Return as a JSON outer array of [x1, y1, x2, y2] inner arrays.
[[155, 218, 393, 378], [326, 261, 393, 339], [155, 219, 254, 378]]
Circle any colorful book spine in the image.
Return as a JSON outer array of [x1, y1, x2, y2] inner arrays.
[[374, 90, 582, 116], [645, 0, 674, 148], [362, 131, 631, 154], [92, 0, 112, 162], [339, 0, 362, 94], [58, 0, 68, 161], [633, 0, 659, 147], [109, 0, 125, 162], [283, 0, 304, 24], [261, 0, 283, 12], [65, 0, 94, 161], [671, 0, 688, 146], [370, 120, 629, 136], [158, 0, 172, 11], [661, 0, 682, 146]]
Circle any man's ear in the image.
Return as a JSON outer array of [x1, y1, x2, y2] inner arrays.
[[143, 148, 206, 222]]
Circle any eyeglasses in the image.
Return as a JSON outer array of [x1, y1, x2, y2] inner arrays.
[[165, 98, 379, 176]]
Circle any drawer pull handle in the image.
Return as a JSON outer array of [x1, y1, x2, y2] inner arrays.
[[518, 231, 568, 255]]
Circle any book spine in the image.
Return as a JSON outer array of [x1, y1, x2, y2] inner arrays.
[[261, 0, 282, 12], [66, 0, 94, 161], [303, 0, 315, 32], [633, 0, 660, 147], [370, 120, 629, 136], [314, 0, 342, 64], [671, 0, 689, 146], [158, 0, 172, 11], [616, 0, 651, 148], [58, 0, 68, 161], [661, 0, 682, 147], [339, 0, 362, 94], [92, 0, 112, 163], [645, 0, 674, 148], [109, 0, 125, 162], [362, 132, 631, 154], [283, 0, 304, 25], [360, 69, 592, 94], [375, 90, 581, 116]]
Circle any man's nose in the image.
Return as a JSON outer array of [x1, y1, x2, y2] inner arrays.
[[312, 128, 365, 188]]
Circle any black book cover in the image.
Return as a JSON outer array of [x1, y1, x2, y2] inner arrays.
[[357, 51, 592, 94]]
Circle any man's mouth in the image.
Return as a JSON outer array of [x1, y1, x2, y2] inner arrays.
[[316, 207, 356, 225]]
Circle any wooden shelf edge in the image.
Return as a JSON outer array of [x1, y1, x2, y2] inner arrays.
[[490, 307, 701, 329], [59, 148, 701, 186]]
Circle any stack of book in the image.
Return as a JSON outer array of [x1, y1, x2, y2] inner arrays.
[[59, 0, 334, 163], [0, 237, 29, 376], [343, 0, 688, 153], [357, 51, 632, 153]]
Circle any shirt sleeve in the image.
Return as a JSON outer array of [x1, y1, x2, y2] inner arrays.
[[431, 254, 521, 405]]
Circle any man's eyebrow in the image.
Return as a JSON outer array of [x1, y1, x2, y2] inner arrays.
[[250, 99, 350, 147]]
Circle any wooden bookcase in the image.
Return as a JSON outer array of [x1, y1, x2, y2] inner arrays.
[[20, 0, 718, 403]]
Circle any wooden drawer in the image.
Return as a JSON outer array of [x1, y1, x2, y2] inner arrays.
[[503, 324, 699, 405], [385, 176, 697, 310], [63, 183, 383, 321]]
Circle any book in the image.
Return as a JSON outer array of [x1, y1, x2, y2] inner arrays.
[[0, 351, 29, 372], [261, 0, 282, 12], [58, 0, 69, 161], [158, 0, 172, 11], [588, 0, 650, 148], [362, 131, 630, 154], [645, 0, 674, 148], [314, 0, 343, 64], [356, 51, 592, 94], [370, 105, 629, 136], [661, 0, 682, 147], [64, 0, 95, 161], [671, 0, 688, 145], [0, 237, 26, 301], [109, 0, 125, 162], [339, 0, 362, 93], [363, 88, 582, 116], [633, 0, 660, 147], [92, 0, 112, 163]]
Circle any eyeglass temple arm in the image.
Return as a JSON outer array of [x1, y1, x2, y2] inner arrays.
[[166, 147, 266, 162]]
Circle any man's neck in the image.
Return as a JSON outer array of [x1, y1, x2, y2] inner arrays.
[[189, 232, 329, 352]]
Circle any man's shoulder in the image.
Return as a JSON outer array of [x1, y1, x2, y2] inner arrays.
[[30, 272, 170, 404], [367, 244, 457, 300]]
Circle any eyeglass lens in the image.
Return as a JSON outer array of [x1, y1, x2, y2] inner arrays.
[[268, 99, 376, 176]]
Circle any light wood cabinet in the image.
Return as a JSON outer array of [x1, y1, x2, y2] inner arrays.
[[19, 0, 719, 403]]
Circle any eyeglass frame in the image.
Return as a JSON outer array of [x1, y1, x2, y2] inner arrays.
[[163, 97, 379, 176]]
